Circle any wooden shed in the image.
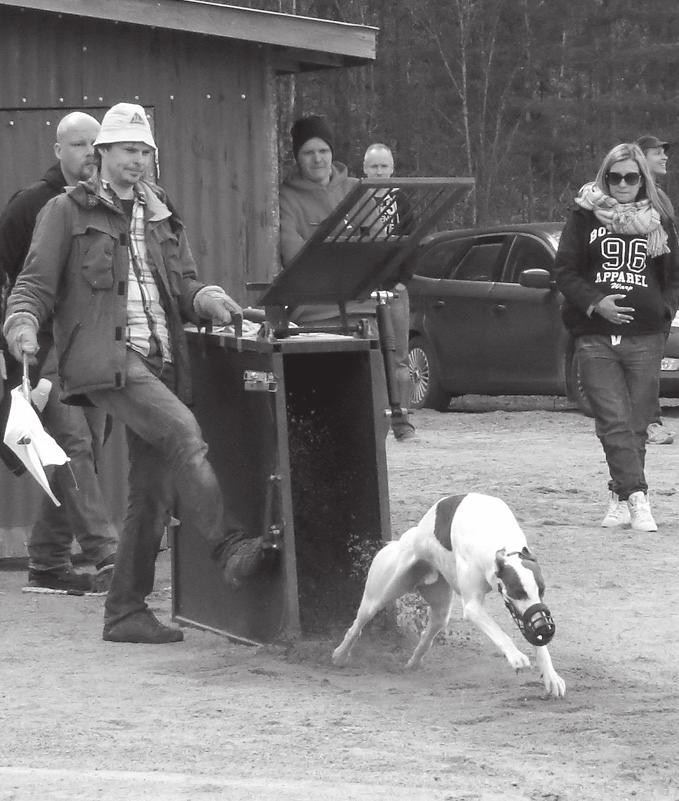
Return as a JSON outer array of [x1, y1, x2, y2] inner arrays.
[[0, 0, 376, 557]]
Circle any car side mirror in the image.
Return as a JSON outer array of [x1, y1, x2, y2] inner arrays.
[[518, 268, 554, 289]]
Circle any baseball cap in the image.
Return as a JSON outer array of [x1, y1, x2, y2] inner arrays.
[[636, 135, 670, 154], [94, 103, 157, 149]]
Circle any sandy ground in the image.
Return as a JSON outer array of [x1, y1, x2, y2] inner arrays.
[[1, 397, 678, 801]]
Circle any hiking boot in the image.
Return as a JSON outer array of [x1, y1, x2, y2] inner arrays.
[[102, 610, 184, 643], [221, 528, 283, 589], [24, 565, 94, 595], [91, 554, 116, 596], [601, 492, 631, 528], [647, 422, 674, 445], [627, 491, 657, 532]]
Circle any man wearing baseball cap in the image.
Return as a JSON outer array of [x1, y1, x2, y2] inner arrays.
[[637, 134, 675, 445], [637, 136, 671, 189], [4, 102, 277, 643]]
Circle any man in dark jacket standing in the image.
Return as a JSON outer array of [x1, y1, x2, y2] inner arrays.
[[4, 103, 273, 643], [0, 111, 119, 595], [363, 143, 416, 441]]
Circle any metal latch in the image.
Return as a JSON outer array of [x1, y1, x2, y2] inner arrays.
[[243, 370, 278, 392]]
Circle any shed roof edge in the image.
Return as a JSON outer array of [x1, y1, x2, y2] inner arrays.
[[0, 0, 377, 65]]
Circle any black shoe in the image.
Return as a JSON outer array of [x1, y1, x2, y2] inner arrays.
[[91, 553, 117, 595], [24, 566, 94, 595], [393, 422, 416, 441], [96, 554, 117, 571], [222, 529, 282, 588], [102, 610, 184, 643]]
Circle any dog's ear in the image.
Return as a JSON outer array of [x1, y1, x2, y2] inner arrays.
[[495, 548, 507, 571]]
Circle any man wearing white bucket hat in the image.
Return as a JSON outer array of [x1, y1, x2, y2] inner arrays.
[[4, 102, 276, 643]]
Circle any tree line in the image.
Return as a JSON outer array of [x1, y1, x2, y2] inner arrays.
[[233, 0, 679, 226]]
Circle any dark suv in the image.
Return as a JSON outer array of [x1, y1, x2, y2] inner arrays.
[[407, 223, 679, 411]]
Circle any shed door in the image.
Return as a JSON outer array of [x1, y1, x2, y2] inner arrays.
[[0, 107, 157, 207]]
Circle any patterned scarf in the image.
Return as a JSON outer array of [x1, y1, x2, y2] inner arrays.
[[575, 181, 669, 257]]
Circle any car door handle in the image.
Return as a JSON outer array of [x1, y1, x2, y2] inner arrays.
[[434, 299, 445, 307], [492, 304, 507, 314]]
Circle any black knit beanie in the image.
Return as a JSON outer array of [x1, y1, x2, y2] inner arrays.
[[291, 115, 334, 160]]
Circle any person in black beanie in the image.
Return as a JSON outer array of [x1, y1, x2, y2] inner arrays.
[[278, 116, 395, 439], [279, 114, 375, 314], [280, 114, 353, 266], [290, 114, 335, 163], [279, 114, 378, 324]]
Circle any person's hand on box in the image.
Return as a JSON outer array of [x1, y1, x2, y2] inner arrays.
[[193, 286, 242, 325]]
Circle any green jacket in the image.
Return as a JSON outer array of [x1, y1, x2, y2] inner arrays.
[[6, 178, 205, 404]]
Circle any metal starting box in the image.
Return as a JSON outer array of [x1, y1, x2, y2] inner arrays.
[[172, 330, 390, 643], [172, 177, 474, 643]]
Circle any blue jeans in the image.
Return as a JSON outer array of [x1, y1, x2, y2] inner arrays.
[[576, 333, 664, 500], [28, 353, 118, 571], [390, 285, 413, 425], [88, 349, 234, 625]]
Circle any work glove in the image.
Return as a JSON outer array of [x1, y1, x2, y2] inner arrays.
[[3, 312, 39, 364], [193, 286, 242, 326]]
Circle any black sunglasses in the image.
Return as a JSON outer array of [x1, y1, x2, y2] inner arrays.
[[606, 171, 642, 186]]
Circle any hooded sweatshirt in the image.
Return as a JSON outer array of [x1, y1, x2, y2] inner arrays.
[[279, 161, 375, 324], [279, 161, 358, 267], [554, 206, 679, 337]]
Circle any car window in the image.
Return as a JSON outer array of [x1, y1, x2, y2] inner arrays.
[[414, 240, 469, 279], [451, 240, 504, 282], [504, 235, 555, 283]]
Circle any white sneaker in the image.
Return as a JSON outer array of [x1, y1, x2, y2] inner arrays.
[[647, 422, 674, 445], [627, 491, 657, 532], [601, 492, 631, 527]]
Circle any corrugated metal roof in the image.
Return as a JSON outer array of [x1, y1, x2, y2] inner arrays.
[[0, 0, 376, 69]]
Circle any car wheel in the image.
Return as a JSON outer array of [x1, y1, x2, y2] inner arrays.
[[567, 351, 593, 418], [408, 336, 452, 411]]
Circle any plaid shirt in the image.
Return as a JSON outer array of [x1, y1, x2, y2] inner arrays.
[[101, 181, 171, 362]]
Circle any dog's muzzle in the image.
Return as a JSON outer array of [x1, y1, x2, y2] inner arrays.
[[501, 594, 556, 646]]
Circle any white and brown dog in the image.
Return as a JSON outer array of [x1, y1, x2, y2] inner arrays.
[[332, 492, 566, 698]]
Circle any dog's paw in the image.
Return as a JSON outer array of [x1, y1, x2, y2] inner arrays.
[[542, 670, 566, 698], [506, 649, 531, 672], [331, 647, 350, 667]]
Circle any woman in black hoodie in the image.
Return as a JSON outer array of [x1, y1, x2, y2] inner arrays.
[[555, 142, 679, 532]]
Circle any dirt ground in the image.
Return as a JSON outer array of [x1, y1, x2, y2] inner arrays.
[[1, 397, 678, 801]]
